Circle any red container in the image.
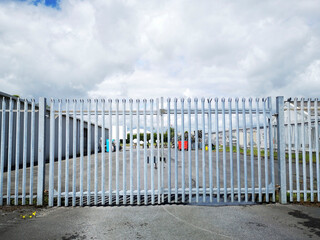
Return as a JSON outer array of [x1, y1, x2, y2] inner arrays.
[[178, 141, 188, 150]]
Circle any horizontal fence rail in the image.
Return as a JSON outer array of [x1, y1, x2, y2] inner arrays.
[[0, 96, 318, 206], [52, 109, 272, 116]]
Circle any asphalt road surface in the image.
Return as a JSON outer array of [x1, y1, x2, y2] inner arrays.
[[0, 204, 319, 239]]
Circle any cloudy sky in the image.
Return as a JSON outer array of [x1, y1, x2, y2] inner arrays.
[[0, 0, 320, 100]]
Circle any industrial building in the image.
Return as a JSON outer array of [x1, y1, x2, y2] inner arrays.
[[0, 91, 108, 170]]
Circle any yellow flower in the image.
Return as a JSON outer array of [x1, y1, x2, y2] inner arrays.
[[22, 216, 25, 219], [33, 212, 36, 216], [29, 216, 32, 218]]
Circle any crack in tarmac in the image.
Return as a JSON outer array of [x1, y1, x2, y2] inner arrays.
[[161, 205, 232, 239]]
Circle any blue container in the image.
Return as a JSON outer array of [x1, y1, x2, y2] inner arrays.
[[106, 139, 114, 152], [106, 139, 110, 152]]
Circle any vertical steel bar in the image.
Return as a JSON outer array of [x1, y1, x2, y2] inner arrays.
[[294, 98, 300, 202], [72, 100, 77, 206], [242, 99, 248, 202], [222, 98, 227, 202], [208, 99, 213, 202], [174, 98, 178, 203], [87, 100, 92, 205], [268, 97, 275, 202], [215, 98, 220, 202], [101, 99, 106, 205], [143, 99, 147, 205], [201, 98, 206, 202], [301, 98, 307, 201], [288, 101, 293, 202], [49, 99, 55, 207], [115, 99, 120, 205], [229, 98, 234, 202], [268, 97, 276, 202], [315, 99, 319, 202], [156, 99, 161, 204], [29, 99, 35, 205], [181, 98, 185, 203], [263, 99, 268, 202], [249, 98, 254, 202], [94, 99, 99, 205], [108, 99, 113, 205], [37, 98, 46, 206], [150, 99, 155, 204], [122, 99, 127, 205], [79, 100, 84, 206], [65, 99, 70, 206], [136, 100, 141, 205], [129, 99, 133, 205], [195, 98, 199, 202], [58, 99, 63, 206], [167, 99, 171, 203], [7, 99, 13, 205], [188, 98, 192, 203], [22, 99, 28, 205], [14, 99, 21, 205], [160, 97, 164, 203], [308, 99, 313, 202], [256, 99, 262, 202], [0, 98, 6, 205], [235, 98, 240, 202]]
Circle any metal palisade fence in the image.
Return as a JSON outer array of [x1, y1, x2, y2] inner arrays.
[[0, 96, 319, 206], [283, 98, 320, 202]]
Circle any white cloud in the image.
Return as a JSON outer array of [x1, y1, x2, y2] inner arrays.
[[0, 0, 320, 100]]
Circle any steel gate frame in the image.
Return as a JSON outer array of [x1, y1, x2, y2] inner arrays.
[[43, 97, 276, 206]]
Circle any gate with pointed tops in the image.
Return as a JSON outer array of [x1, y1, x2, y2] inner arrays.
[[1, 95, 319, 206]]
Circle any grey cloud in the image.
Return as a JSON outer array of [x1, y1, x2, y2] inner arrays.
[[0, 0, 320, 100]]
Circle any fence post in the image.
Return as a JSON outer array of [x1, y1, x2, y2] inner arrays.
[[268, 96, 276, 202], [37, 97, 46, 205], [276, 96, 287, 204]]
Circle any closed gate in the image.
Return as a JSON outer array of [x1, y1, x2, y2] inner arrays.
[[0, 96, 281, 206]]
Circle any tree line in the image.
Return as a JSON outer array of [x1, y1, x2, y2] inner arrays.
[[126, 128, 203, 144]]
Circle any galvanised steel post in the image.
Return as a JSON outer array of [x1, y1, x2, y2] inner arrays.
[[37, 97, 46, 206], [22, 99, 28, 205], [6, 99, 13, 205], [181, 98, 185, 203], [29, 99, 35, 205], [160, 97, 164, 203], [276, 96, 287, 204], [0, 98, 6, 205], [14, 99, 21, 205], [49, 99, 55, 207]]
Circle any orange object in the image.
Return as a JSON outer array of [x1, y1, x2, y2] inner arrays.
[[178, 141, 188, 150]]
